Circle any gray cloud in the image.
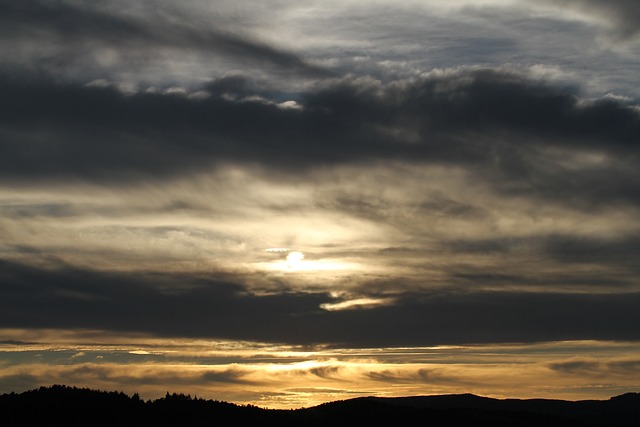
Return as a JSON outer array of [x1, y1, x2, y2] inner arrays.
[[366, 368, 473, 387], [1, 259, 639, 347], [444, 233, 640, 278], [200, 369, 253, 385], [0, 1, 145, 43], [0, 0, 329, 81], [546, 0, 640, 41], [24, 363, 254, 388], [0, 67, 638, 208], [548, 358, 640, 376], [308, 366, 343, 380], [541, 234, 640, 267]]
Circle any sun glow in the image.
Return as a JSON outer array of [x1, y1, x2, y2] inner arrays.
[[286, 251, 305, 264], [260, 248, 358, 273]]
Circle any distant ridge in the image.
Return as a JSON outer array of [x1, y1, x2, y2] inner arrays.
[[347, 392, 640, 426], [1, 385, 639, 426]]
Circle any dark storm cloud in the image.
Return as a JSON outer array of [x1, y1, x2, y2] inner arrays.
[[0, 0, 327, 77], [1, 67, 638, 204], [2, 259, 639, 347], [0, 258, 327, 341]]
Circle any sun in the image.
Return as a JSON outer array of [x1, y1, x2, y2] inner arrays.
[[260, 248, 358, 273], [286, 251, 305, 264]]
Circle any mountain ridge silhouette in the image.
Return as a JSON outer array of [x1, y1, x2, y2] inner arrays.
[[1, 385, 638, 426]]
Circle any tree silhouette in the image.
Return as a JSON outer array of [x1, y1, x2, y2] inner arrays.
[[1, 385, 638, 427]]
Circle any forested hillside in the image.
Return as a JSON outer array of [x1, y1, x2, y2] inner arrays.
[[1, 385, 638, 426]]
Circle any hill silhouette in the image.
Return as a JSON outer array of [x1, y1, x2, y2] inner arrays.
[[1, 385, 638, 426]]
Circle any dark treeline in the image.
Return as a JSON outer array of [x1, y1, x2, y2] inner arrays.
[[1, 385, 638, 426]]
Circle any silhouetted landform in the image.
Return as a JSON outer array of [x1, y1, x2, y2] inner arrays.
[[1, 385, 639, 426]]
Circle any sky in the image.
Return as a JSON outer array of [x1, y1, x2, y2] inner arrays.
[[1, 0, 639, 409]]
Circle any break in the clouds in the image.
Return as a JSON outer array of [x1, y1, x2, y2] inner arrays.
[[1, 0, 639, 407]]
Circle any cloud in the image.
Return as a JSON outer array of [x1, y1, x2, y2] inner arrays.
[[542, 0, 640, 42], [541, 234, 640, 268], [548, 358, 640, 377], [0, 0, 330, 82], [307, 366, 344, 380], [0, 362, 255, 394], [0, 67, 638, 213], [1, 259, 639, 347], [443, 233, 640, 283]]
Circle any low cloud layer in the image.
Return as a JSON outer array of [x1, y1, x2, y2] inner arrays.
[[1, 259, 639, 347]]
